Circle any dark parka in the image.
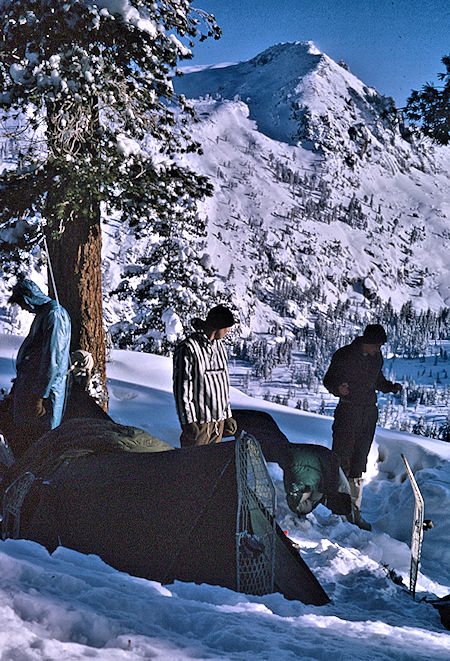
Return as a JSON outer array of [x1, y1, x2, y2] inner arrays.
[[323, 336, 398, 477], [12, 280, 71, 432]]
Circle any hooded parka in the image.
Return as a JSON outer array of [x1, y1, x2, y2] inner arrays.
[[11, 279, 71, 433]]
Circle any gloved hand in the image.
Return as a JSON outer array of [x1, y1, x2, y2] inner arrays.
[[32, 396, 46, 418], [182, 422, 200, 441], [392, 383, 403, 394], [223, 417, 238, 437]]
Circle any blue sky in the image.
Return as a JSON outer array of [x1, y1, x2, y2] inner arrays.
[[191, 0, 449, 107]]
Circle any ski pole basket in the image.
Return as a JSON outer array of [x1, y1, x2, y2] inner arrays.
[[235, 431, 276, 595]]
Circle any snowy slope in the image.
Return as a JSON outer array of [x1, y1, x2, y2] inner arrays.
[[169, 41, 450, 326], [1, 336, 450, 660], [1, 41, 448, 339]]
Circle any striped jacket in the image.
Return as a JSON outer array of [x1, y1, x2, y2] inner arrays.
[[173, 330, 232, 425]]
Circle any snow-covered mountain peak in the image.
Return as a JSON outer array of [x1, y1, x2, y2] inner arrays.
[[176, 41, 327, 144], [1, 42, 448, 349], [175, 41, 402, 152], [169, 42, 449, 325]]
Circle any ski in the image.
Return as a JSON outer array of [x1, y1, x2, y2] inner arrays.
[[401, 453, 424, 599]]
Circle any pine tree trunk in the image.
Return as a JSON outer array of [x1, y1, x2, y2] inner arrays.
[[45, 204, 108, 410], [44, 98, 108, 410]]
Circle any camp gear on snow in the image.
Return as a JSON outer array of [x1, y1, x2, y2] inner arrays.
[[402, 453, 426, 598], [232, 409, 351, 516], [0, 422, 330, 606], [3, 417, 172, 494]]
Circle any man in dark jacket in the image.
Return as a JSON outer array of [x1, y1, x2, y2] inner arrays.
[[173, 305, 237, 447], [8, 278, 71, 445], [323, 324, 402, 530]]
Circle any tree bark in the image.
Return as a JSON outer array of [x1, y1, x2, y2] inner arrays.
[[44, 99, 108, 410], [45, 202, 108, 411]]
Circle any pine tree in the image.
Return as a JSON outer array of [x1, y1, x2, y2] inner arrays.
[[405, 55, 450, 145], [0, 0, 220, 403], [110, 211, 233, 353]]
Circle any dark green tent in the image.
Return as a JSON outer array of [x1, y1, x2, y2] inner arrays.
[[1, 418, 329, 605]]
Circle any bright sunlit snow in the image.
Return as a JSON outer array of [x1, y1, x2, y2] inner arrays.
[[0, 335, 449, 660]]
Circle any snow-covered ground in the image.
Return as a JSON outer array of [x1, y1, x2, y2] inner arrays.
[[0, 334, 449, 660]]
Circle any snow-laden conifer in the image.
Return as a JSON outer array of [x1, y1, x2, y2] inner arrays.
[[0, 0, 220, 398]]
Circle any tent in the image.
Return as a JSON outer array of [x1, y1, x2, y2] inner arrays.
[[1, 417, 329, 606]]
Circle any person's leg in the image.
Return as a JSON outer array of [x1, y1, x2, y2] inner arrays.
[[180, 421, 225, 447], [347, 477, 371, 530], [346, 405, 378, 531], [331, 403, 361, 476], [349, 404, 378, 478], [208, 420, 225, 444]]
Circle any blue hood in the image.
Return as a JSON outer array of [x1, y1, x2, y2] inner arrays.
[[9, 279, 52, 312]]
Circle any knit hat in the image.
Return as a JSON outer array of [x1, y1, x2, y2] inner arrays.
[[205, 305, 235, 329], [362, 324, 387, 345]]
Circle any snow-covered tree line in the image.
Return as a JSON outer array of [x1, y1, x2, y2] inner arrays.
[[232, 299, 450, 440]]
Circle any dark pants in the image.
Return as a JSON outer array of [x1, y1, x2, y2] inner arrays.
[[180, 420, 225, 448], [331, 402, 378, 478]]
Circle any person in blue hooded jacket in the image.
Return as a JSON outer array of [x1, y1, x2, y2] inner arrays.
[[8, 278, 71, 442]]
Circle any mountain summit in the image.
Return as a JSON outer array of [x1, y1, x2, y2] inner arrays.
[[1, 43, 448, 348], [169, 42, 449, 328], [178, 41, 325, 144], [176, 41, 407, 153]]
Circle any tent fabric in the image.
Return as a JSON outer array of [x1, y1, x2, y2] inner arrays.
[[426, 595, 450, 630], [21, 442, 239, 589], [5, 428, 329, 605], [62, 382, 114, 423], [2, 417, 172, 494], [232, 408, 290, 462]]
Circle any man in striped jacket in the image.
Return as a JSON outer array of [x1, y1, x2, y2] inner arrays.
[[173, 305, 237, 447]]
